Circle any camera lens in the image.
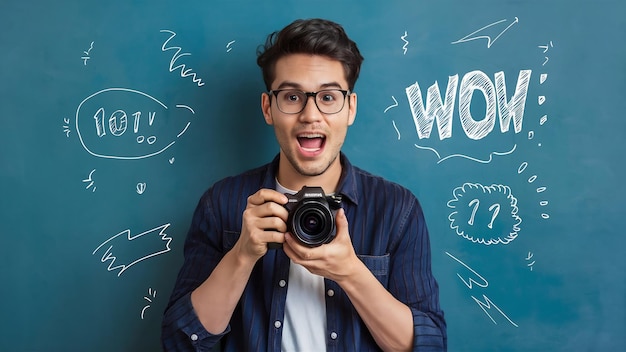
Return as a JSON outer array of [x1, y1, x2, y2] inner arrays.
[[301, 210, 325, 235], [291, 202, 335, 246]]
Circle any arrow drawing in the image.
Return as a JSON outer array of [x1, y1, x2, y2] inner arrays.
[[451, 17, 519, 48], [92, 223, 173, 276]]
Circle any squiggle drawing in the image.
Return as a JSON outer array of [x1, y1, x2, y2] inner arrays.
[[401, 31, 409, 54], [92, 223, 173, 276], [414, 143, 517, 164], [160, 29, 205, 87], [445, 252, 519, 327], [451, 17, 519, 48]]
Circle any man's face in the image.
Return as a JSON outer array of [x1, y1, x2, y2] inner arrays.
[[262, 54, 356, 181]]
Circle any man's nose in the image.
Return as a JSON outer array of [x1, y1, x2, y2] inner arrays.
[[299, 95, 323, 122]]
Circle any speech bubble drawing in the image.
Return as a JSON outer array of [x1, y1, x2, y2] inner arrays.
[[75, 88, 194, 160], [447, 183, 522, 245]]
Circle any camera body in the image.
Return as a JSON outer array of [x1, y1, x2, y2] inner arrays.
[[284, 186, 342, 247]]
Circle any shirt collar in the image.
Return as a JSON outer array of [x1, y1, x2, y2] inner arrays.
[[263, 152, 359, 206]]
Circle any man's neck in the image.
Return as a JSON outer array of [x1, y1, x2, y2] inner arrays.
[[276, 155, 342, 195]]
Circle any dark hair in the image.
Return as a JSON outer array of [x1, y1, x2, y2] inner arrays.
[[256, 18, 364, 91]]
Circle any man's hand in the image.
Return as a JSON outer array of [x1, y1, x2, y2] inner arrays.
[[283, 208, 359, 282], [235, 188, 289, 262]]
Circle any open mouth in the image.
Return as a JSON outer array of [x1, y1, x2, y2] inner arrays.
[[297, 133, 326, 153]]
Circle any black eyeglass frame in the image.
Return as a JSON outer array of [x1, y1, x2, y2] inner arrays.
[[268, 89, 351, 115]]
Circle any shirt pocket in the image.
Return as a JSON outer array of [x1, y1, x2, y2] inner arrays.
[[223, 230, 240, 251], [357, 253, 390, 286]]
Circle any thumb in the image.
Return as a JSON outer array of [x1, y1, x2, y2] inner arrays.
[[335, 208, 349, 236]]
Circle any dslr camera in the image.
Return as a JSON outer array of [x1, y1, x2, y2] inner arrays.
[[284, 186, 342, 247]]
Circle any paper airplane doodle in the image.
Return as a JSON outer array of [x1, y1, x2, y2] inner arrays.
[[92, 223, 173, 276], [451, 17, 519, 48]]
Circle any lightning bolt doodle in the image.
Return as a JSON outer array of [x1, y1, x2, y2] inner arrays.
[[92, 223, 173, 276], [445, 252, 488, 289], [471, 295, 519, 327], [401, 31, 409, 55]]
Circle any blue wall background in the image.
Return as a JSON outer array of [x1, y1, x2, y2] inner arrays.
[[1, 1, 624, 350]]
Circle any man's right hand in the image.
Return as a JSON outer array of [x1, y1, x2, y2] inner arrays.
[[235, 188, 289, 262]]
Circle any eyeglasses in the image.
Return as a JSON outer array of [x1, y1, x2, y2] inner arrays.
[[269, 89, 350, 115]]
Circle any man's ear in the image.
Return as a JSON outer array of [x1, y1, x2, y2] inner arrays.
[[348, 92, 357, 126], [261, 92, 273, 125]]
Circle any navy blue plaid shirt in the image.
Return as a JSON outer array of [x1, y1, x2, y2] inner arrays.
[[161, 153, 446, 351]]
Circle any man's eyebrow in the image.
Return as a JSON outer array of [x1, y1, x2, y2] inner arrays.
[[274, 81, 344, 90]]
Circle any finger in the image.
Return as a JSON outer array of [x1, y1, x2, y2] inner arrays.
[[255, 216, 288, 233], [284, 232, 318, 261], [260, 230, 286, 246], [247, 188, 288, 207], [334, 208, 349, 239]]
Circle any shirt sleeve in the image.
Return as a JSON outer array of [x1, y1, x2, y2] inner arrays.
[[391, 196, 447, 351], [161, 191, 229, 351]]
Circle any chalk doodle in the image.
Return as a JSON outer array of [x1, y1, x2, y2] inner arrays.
[[451, 17, 519, 48], [415, 143, 516, 164], [447, 183, 522, 245], [384, 96, 399, 113], [539, 40, 554, 66], [63, 118, 71, 137], [160, 29, 205, 87], [517, 162, 550, 219], [92, 223, 173, 277], [141, 288, 157, 320], [446, 252, 518, 327], [82, 169, 97, 192], [226, 40, 236, 53], [401, 31, 409, 55], [81, 41, 94, 65], [405, 69, 531, 163], [75, 88, 195, 160], [525, 251, 536, 271]]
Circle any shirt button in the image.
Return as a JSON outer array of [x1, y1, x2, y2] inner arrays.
[[330, 332, 338, 340], [190, 333, 198, 341], [274, 320, 282, 329], [327, 289, 335, 297], [279, 279, 286, 287]]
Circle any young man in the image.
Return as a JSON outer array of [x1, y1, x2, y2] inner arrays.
[[162, 18, 446, 351]]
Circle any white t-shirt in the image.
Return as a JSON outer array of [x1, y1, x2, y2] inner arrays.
[[277, 181, 327, 352]]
